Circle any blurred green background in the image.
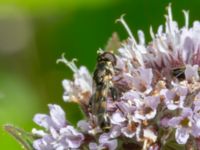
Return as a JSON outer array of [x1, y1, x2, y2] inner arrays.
[[0, 0, 200, 149]]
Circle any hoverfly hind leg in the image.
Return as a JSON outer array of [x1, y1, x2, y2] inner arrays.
[[110, 87, 119, 101], [88, 94, 95, 113]]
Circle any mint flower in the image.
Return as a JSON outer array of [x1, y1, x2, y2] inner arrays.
[[31, 4, 200, 149], [6, 4, 200, 150], [32, 104, 84, 150], [89, 133, 117, 150], [160, 85, 188, 110], [29, 4, 200, 149]]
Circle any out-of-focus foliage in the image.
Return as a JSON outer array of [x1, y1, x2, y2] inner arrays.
[[4, 125, 35, 150], [1, 0, 200, 149]]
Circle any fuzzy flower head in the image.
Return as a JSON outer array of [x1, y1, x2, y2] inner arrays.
[[31, 4, 200, 150], [32, 104, 84, 150]]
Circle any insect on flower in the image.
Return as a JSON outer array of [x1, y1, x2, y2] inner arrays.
[[89, 51, 118, 131], [171, 66, 187, 81], [171, 66, 200, 81]]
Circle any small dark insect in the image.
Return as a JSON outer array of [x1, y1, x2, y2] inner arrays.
[[89, 51, 118, 131], [171, 67, 186, 81], [171, 66, 200, 81]]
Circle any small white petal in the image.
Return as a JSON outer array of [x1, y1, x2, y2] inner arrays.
[[48, 104, 66, 128], [111, 112, 126, 125], [175, 128, 189, 144], [138, 30, 145, 45], [143, 128, 157, 142]]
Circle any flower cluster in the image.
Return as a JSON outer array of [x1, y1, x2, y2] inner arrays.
[[32, 4, 200, 150], [32, 104, 84, 149]]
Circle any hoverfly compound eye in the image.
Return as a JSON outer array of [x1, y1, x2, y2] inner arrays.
[[98, 52, 116, 66]]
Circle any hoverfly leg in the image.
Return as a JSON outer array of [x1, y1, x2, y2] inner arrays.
[[88, 95, 95, 113], [98, 113, 110, 132], [110, 87, 118, 101]]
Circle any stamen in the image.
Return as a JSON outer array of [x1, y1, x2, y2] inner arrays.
[[150, 26, 155, 39], [116, 14, 137, 45], [183, 10, 189, 29], [138, 30, 145, 45], [167, 3, 173, 23], [165, 3, 173, 34], [134, 50, 144, 66], [157, 37, 168, 53], [57, 53, 78, 73], [157, 25, 163, 36]]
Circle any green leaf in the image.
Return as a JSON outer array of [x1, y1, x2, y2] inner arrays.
[[4, 124, 35, 150], [162, 140, 185, 150]]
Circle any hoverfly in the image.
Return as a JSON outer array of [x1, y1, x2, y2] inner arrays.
[[89, 51, 118, 131]]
